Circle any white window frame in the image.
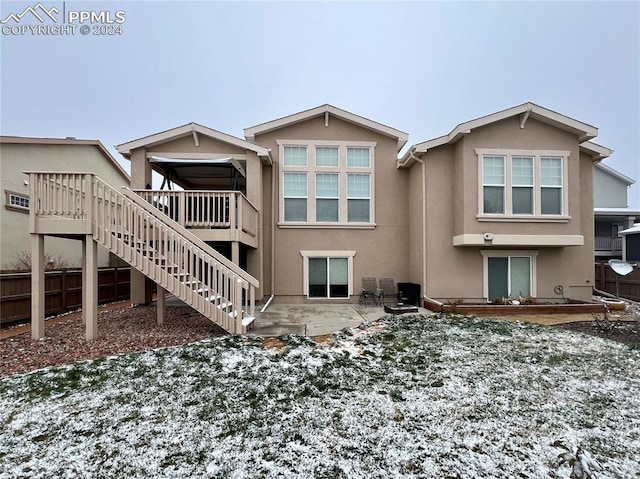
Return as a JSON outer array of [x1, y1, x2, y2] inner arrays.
[[278, 140, 376, 228], [481, 155, 506, 214], [476, 149, 570, 221], [511, 155, 534, 215], [5, 190, 30, 213], [346, 173, 371, 223], [283, 172, 308, 222], [481, 250, 538, 301], [315, 173, 340, 222], [300, 250, 356, 299], [540, 156, 563, 215]]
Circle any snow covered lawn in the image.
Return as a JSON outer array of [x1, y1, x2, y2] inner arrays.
[[1, 314, 639, 478]]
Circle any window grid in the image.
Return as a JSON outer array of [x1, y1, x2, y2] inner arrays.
[[9, 194, 29, 209], [347, 147, 370, 167], [284, 172, 307, 197], [315, 146, 339, 167], [316, 174, 339, 198], [541, 157, 562, 186], [283, 146, 308, 166], [347, 174, 370, 198], [511, 156, 533, 186], [483, 156, 505, 185]]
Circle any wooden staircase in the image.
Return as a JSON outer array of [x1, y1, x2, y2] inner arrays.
[[27, 172, 257, 334]]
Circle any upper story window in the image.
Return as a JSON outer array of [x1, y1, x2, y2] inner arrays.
[[541, 157, 563, 214], [477, 149, 569, 220], [512, 156, 534, 214], [316, 173, 339, 222], [284, 146, 307, 166], [278, 140, 376, 227], [482, 155, 505, 214], [283, 172, 308, 222], [5, 190, 30, 213], [347, 173, 370, 222]]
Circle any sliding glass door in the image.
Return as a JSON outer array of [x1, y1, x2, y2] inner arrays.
[[487, 256, 531, 299], [308, 257, 349, 299]]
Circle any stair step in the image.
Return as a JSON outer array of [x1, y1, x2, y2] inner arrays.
[[241, 316, 255, 327]]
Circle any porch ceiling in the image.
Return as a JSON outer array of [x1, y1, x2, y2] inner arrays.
[[150, 156, 245, 190]]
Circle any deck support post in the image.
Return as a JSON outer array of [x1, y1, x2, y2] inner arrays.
[[129, 148, 153, 305], [31, 234, 45, 340], [231, 241, 240, 266], [157, 285, 166, 325], [83, 235, 98, 340]]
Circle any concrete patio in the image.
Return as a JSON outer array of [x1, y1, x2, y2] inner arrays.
[[165, 296, 430, 337], [249, 303, 433, 337]]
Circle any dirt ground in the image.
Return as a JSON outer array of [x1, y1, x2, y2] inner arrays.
[[501, 307, 640, 346], [1, 300, 638, 377]]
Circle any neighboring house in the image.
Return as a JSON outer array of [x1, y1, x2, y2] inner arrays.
[[593, 162, 638, 259], [399, 102, 611, 304], [0, 136, 130, 269], [25, 102, 613, 338]]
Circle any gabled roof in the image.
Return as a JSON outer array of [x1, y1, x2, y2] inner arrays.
[[399, 102, 608, 167], [116, 122, 272, 163], [244, 104, 409, 151], [595, 162, 635, 185], [580, 141, 613, 162], [0, 135, 130, 183]]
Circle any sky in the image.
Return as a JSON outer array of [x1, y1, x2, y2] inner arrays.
[[1, 1, 639, 207]]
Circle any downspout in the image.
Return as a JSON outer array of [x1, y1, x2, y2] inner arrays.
[[260, 157, 277, 313], [409, 149, 428, 301]]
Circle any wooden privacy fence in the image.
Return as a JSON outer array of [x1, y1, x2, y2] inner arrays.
[[0, 266, 130, 325], [594, 262, 640, 301]]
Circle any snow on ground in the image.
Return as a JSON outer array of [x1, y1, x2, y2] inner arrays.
[[1, 314, 639, 478]]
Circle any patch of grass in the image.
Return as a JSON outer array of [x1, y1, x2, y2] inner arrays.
[[1, 313, 639, 479]]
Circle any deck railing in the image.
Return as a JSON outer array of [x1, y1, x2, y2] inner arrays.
[[595, 236, 623, 252], [27, 172, 257, 333], [134, 190, 258, 238], [30, 172, 91, 219]]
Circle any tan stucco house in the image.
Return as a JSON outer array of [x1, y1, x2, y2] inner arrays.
[[25, 102, 612, 339], [0, 136, 130, 269]]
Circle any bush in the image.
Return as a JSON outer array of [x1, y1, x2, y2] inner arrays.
[[3, 250, 75, 272]]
